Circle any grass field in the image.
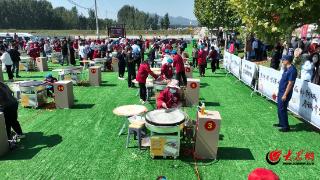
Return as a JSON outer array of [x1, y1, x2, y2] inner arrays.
[[0, 46, 319, 179]]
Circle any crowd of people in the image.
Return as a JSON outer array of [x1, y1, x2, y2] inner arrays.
[[0, 35, 222, 145], [242, 36, 320, 85], [277, 37, 320, 85]]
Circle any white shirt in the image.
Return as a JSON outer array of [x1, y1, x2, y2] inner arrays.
[[90, 42, 95, 50], [132, 44, 141, 54], [78, 45, 87, 58], [44, 43, 51, 52], [162, 55, 171, 65], [301, 60, 314, 81], [1, 52, 13, 66]]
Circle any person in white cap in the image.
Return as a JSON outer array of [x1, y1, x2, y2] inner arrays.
[[157, 79, 182, 109]]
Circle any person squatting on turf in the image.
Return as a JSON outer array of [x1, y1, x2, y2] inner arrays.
[[157, 80, 182, 109]]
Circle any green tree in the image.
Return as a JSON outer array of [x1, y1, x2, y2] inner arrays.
[[147, 14, 159, 30], [87, 9, 96, 30], [163, 13, 170, 29], [160, 18, 165, 29], [229, 0, 320, 43], [194, 0, 240, 30], [117, 5, 136, 29], [78, 15, 88, 30], [152, 14, 159, 30]]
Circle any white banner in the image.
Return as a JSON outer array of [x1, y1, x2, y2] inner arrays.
[[289, 79, 320, 128], [258, 65, 282, 102], [223, 51, 231, 71], [230, 55, 241, 79], [241, 59, 257, 87]]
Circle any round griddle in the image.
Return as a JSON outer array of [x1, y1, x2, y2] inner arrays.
[[19, 81, 45, 87], [146, 109, 185, 126], [113, 105, 148, 117], [19, 81, 46, 93]]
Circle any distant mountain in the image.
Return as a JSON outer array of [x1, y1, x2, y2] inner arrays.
[[169, 16, 198, 26]]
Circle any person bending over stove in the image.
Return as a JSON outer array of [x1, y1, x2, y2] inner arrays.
[[136, 60, 159, 104], [160, 58, 174, 80], [157, 80, 182, 109]]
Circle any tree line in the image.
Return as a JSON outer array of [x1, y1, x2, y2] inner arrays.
[[0, 0, 171, 31], [0, 0, 116, 30], [117, 5, 170, 30]]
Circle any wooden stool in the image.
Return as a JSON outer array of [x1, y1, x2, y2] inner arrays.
[[126, 122, 145, 149]]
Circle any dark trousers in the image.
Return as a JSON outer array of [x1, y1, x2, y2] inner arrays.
[[199, 64, 206, 76], [70, 56, 76, 66], [254, 48, 259, 60], [6, 65, 14, 80], [211, 59, 217, 72], [192, 58, 198, 67], [150, 59, 155, 68], [118, 63, 126, 78], [135, 58, 141, 70], [277, 94, 290, 129], [12, 61, 20, 76], [3, 102, 23, 139], [61, 55, 69, 65], [139, 83, 147, 101], [176, 71, 187, 86], [127, 64, 136, 87], [79, 56, 84, 66], [216, 58, 220, 69]]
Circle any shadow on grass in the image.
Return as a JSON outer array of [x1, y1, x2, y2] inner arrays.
[[205, 102, 221, 107], [214, 72, 227, 75], [290, 122, 320, 133], [71, 104, 95, 109], [219, 134, 224, 140], [217, 147, 255, 160], [202, 75, 226, 78], [180, 145, 254, 165], [200, 83, 209, 88], [100, 83, 117, 87], [0, 132, 62, 161]]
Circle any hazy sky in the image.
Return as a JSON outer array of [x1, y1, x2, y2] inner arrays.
[[48, 0, 196, 20]]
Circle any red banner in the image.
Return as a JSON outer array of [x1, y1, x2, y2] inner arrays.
[[301, 25, 309, 39]]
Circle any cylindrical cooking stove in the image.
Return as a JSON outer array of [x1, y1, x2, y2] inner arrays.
[[145, 109, 185, 159]]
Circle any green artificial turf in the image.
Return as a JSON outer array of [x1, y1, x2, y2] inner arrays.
[[0, 47, 319, 180]]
